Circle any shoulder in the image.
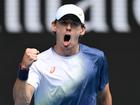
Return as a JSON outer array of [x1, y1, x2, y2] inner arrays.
[[80, 44, 105, 58], [31, 47, 53, 67], [37, 47, 52, 60]]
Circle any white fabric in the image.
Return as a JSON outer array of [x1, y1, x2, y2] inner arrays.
[[26, 48, 86, 105]]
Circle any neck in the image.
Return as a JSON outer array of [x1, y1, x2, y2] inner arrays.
[[53, 44, 80, 56]]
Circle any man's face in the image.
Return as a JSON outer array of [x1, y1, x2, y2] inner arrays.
[[51, 16, 85, 49]]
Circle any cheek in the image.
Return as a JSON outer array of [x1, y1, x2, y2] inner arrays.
[[56, 27, 66, 35], [71, 30, 81, 40], [75, 27, 84, 35], [72, 35, 80, 42]]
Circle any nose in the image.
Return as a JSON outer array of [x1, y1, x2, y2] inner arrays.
[[66, 24, 72, 31]]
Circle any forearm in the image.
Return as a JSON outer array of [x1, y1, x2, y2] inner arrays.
[[98, 83, 112, 105], [13, 79, 33, 105], [100, 91, 112, 105]]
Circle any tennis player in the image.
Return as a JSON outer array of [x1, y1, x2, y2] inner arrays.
[[13, 4, 112, 105]]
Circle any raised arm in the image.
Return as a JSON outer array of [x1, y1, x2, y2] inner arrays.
[[13, 79, 35, 105], [13, 48, 39, 105]]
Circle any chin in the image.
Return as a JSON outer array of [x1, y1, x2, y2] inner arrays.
[[63, 45, 72, 49]]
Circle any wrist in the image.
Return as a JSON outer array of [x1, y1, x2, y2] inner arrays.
[[20, 63, 29, 70], [17, 65, 29, 81]]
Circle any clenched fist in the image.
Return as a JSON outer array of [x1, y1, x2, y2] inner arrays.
[[20, 48, 39, 70]]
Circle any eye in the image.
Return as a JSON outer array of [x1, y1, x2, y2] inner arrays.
[[71, 22, 81, 27], [58, 20, 67, 25], [58, 20, 81, 27]]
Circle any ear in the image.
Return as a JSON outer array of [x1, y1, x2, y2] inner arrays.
[[51, 21, 57, 32], [80, 26, 86, 36]]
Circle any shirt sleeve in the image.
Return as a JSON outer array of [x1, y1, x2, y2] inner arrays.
[[98, 53, 109, 91], [26, 63, 41, 90]]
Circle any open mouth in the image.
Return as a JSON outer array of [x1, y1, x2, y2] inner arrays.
[[64, 34, 71, 46], [64, 34, 71, 41]]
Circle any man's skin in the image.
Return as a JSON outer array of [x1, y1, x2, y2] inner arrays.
[[13, 19, 112, 105]]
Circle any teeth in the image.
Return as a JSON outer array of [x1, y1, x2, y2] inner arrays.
[[64, 34, 71, 41]]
